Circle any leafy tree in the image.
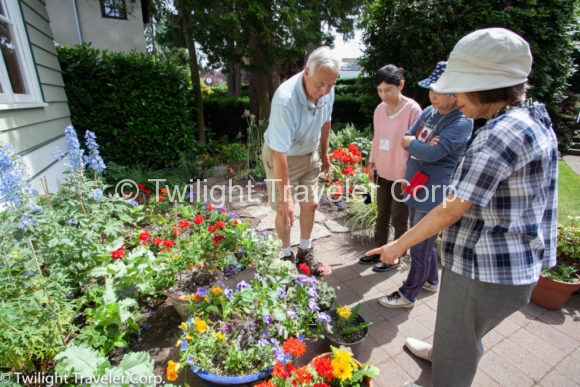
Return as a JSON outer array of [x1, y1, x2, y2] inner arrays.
[[153, 1, 361, 126], [359, 0, 579, 110]]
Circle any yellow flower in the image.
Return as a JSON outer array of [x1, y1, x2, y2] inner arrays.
[[180, 322, 187, 330], [211, 286, 223, 296], [331, 357, 353, 381], [166, 360, 181, 381], [194, 316, 207, 333], [175, 339, 182, 347], [336, 305, 352, 319], [216, 332, 226, 342], [185, 333, 193, 340], [333, 348, 353, 363]]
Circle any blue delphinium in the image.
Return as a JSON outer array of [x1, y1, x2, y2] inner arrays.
[[64, 125, 85, 171], [83, 130, 106, 173], [91, 188, 103, 202], [0, 143, 37, 208]]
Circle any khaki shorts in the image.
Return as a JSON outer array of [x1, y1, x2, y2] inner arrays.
[[262, 143, 321, 211]]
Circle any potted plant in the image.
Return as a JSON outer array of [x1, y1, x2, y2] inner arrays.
[[315, 280, 338, 311], [255, 339, 379, 387], [320, 304, 372, 358], [531, 216, 580, 310], [166, 257, 333, 384]]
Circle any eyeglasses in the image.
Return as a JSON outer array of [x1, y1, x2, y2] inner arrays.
[[307, 101, 327, 111]]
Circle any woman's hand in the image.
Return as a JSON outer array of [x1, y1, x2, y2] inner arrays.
[[365, 240, 405, 265]]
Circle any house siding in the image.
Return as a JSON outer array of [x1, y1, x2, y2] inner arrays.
[[1, 0, 72, 193], [46, 0, 147, 53]]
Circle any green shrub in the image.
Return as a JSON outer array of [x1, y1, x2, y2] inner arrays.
[[57, 44, 195, 169]]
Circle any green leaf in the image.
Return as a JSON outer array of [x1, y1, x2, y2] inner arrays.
[[54, 344, 110, 379]]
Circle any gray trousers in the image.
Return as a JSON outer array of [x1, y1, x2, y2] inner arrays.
[[432, 268, 535, 387]]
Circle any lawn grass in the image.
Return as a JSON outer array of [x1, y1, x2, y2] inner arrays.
[[558, 160, 580, 226]]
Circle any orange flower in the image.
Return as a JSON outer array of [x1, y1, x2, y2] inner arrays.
[[282, 337, 306, 358], [166, 360, 180, 381]]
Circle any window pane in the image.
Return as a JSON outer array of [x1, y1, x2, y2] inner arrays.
[[0, 20, 26, 94], [101, 0, 127, 19]]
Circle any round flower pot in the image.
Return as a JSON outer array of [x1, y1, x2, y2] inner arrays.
[[530, 275, 580, 310], [164, 290, 191, 321], [309, 352, 373, 387], [190, 365, 272, 386], [324, 310, 369, 358]]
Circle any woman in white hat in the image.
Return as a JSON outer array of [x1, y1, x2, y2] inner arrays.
[[366, 28, 558, 386]]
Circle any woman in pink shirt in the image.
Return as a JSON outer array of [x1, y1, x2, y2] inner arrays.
[[359, 64, 422, 272]]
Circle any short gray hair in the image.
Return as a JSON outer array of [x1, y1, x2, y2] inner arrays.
[[305, 46, 340, 73]]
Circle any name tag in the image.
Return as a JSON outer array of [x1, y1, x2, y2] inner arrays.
[[380, 139, 390, 151]]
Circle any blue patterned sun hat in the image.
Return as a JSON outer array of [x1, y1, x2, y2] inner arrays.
[[418, 61, 447, 89]]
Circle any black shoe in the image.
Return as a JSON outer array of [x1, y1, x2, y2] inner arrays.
[[359, 253, 381, 264], [372, 262, 399, 272], [282, 252, 297, 264]]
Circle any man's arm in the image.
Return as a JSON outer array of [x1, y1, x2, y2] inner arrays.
[[319, 121, 331, 173], [271, 149, 294, 227]]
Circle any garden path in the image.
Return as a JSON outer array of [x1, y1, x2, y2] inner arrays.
[[125, 173, 580, 387]]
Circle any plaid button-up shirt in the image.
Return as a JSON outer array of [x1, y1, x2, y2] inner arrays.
[[441, 102, 558, 285]]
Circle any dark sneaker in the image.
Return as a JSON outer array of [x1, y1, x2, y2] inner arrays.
[[378, 291, 415, 309], [422, 282, 439, 293], [282, 252, 297, 264], [372, 262, 399, 272], [296, 248, 332, 276], [359, 253, 381, 264]]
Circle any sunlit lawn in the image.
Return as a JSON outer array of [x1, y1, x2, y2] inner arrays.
[[558, 160, 580, 226]]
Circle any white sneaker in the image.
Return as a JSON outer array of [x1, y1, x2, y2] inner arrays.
[[378, 291, 415, 309], [405, 337, 432, 362], [422, 282, 439, 293]]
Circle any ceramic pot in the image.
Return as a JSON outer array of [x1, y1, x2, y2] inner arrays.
[[190, 365, 272, 387], [309, 352, 373, 387], [164, 290, 191, 321], [324, 310, 369, 358], [181, 336, 271, 386], [530, 274, 580, 310]]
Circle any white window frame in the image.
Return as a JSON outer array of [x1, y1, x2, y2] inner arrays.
[[0, 0, 44, 110]]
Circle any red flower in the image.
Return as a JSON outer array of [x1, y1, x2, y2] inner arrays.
[[111, 247, 125, 259], [312, 355, 333, 381], [271, 363, 290, 379], [215, 220, 226, 229], [157, 196, 165, 202], [163, 239, 175, 248], [172, 227, 182, 235], [179, 220, 190, 228], [282, 337, 306, 358], [207, 225, 217, 233], [221, 208, 227, 214], [313, 356, 333, 382], [152, 237, 163, 245], [298, 262, 310, 275], [206, 204, 214, 211], [295, 366, 314, 384], [193, 215, 205, 225], [160, 188, 168, 195], [137, 183, 152, 195], [254, 381, 275, 387], [139, 231, 151, 241], [213, 235, 225, 246], [232, 219, 239, 226]]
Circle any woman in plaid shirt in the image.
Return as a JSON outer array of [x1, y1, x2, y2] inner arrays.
[[367, 28, 558, 387]]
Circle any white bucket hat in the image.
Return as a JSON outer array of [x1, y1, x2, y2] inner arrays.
[[431, 28, 532, 94]]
